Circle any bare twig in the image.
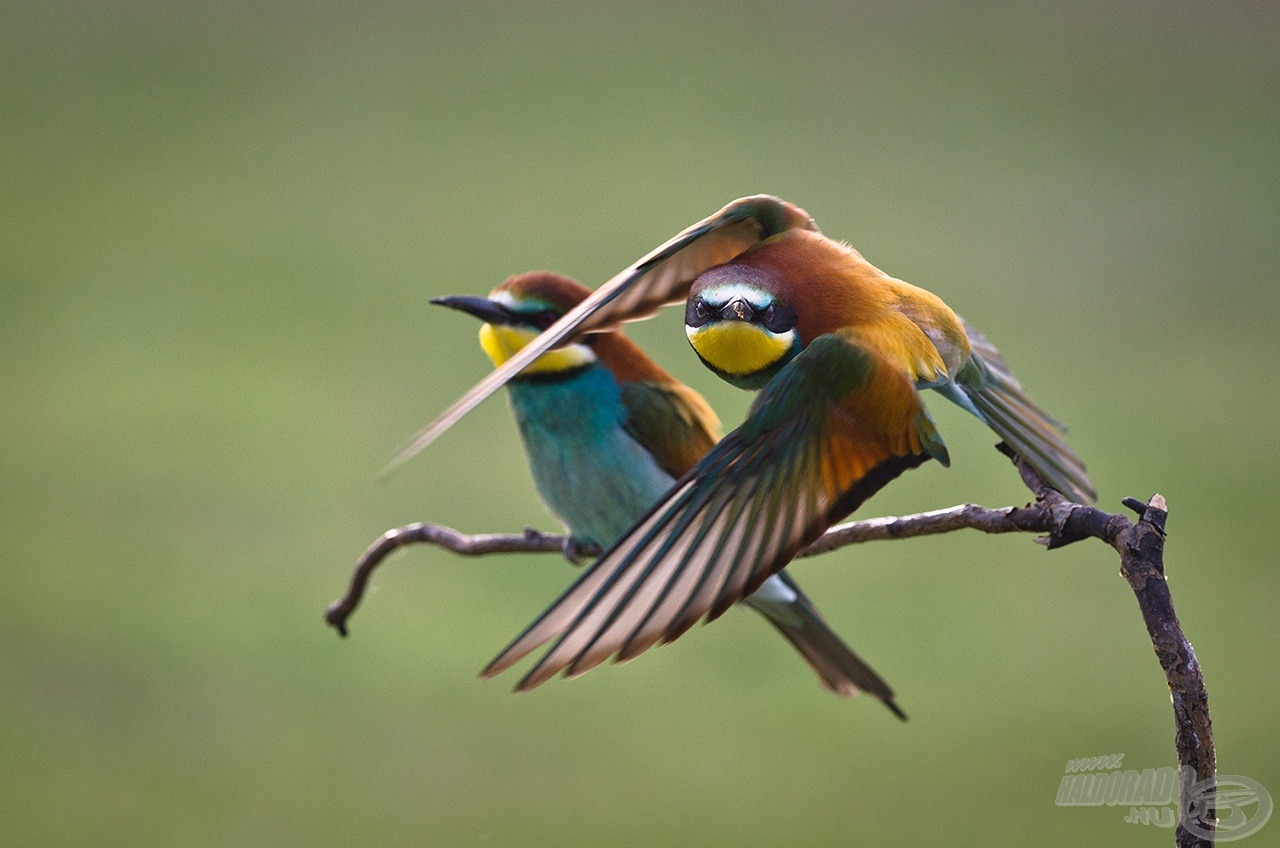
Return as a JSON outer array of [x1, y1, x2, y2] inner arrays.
[[328, 444, 1214, 846], [325, 525, 579, 636], [325, 504, 1042, 636]]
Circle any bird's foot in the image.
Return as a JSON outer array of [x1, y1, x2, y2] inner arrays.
[[561, 536, 591, 566]]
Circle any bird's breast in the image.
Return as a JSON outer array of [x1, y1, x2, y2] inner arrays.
[[507, 372, 674, 546]]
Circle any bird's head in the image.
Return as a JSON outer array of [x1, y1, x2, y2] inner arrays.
[[431, 272, 597, 378], [685, 260, 803, 390]]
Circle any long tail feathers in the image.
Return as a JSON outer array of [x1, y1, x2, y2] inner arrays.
[[955, 321, 1097, 503], [743, 574, 906, 719]]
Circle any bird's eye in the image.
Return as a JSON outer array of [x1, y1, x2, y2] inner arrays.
[[531, 310, 560, 330], [687, 298, 713, 327], [760, 302, 796, 333]]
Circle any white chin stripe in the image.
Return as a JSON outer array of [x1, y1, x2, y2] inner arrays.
[[696, 283, 773, 310]]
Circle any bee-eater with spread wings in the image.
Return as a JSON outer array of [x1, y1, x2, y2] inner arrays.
[[390, 195, 1094, 692], [433, 271, 905, 714]]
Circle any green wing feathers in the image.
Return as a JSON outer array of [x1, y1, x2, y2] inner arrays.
[[619, 380, 722, 478], [956, 321, 1096, 503]]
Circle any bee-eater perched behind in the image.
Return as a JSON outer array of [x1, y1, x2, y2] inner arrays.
[[395, 196, 1095, 691], [433, 271, 905, 715]]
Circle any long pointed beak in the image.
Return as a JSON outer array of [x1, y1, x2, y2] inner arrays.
[[430, 295, 516, 325]]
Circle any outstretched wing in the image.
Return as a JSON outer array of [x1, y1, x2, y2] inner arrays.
[[480, 330, 942, 691], [382, 195, 817, 476]]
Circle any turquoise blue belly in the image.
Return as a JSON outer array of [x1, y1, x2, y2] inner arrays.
[[507, 369, 674, 547]]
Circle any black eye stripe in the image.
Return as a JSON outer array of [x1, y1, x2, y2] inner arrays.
[[509, 308, 561, 330], [762, 303, 797, 333], [687, 295, 796, 334], [686, 297, 714, 328]]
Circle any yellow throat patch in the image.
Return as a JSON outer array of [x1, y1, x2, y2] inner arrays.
[[686, 321, 795, 376], [479, 324, 595, 375]]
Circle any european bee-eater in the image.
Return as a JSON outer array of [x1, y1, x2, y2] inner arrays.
[[391, 196, 1094, 691], [434, 271, 905, 714]]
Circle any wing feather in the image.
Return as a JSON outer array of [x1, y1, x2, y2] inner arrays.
[[618, 380, 721, 478], [477, 479, 694, 680], [611, 492, 739, 664], [564, 486, 736, 678], [703, 468, 778, 625], [653, 469, 767, 649]]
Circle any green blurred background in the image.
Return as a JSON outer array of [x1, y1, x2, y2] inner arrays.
[[3, 1, 1276, 845]]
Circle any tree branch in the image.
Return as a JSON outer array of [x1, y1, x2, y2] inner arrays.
[[324, 503, 1044, 636], [327, 444, 1214, 846]]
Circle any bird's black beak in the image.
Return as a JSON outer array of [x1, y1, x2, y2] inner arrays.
[[430, 295, 516, 325], [720, 298, 753, 322]]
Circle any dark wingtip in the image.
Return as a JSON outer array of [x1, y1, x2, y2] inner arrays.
[[884, 699, 908, 721]]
